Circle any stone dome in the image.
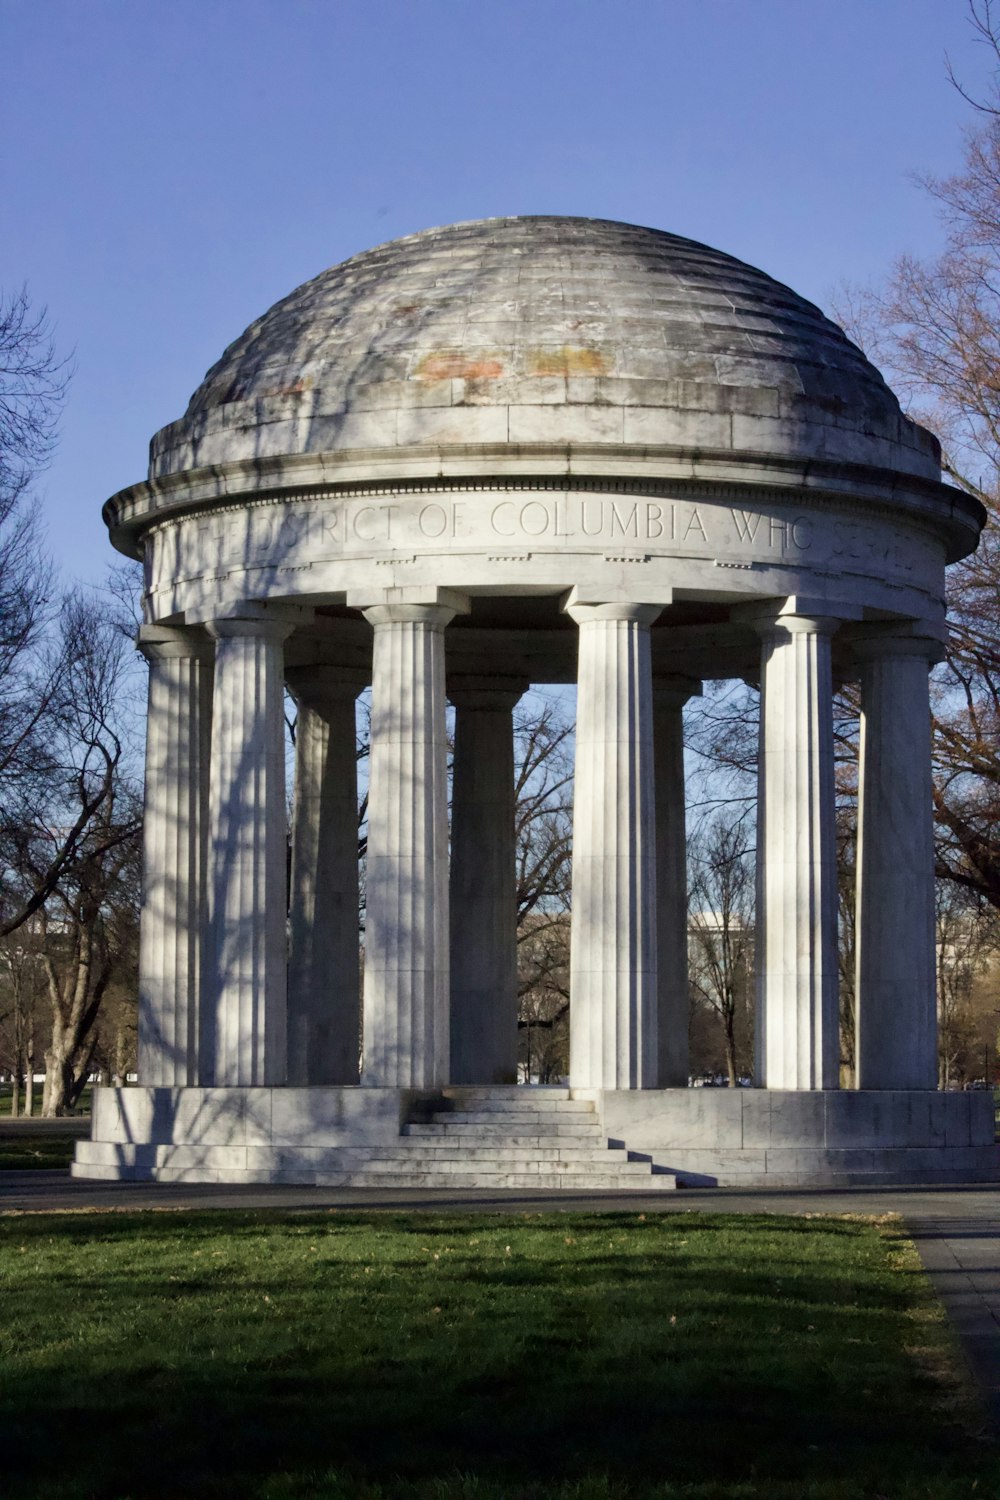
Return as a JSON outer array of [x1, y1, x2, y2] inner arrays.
[[148, 215, 940, 484]]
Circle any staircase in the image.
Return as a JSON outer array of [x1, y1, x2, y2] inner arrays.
[[329, 1087, 677, 1190]]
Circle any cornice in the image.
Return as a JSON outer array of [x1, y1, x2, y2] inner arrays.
[[102, 442, 984, 565]]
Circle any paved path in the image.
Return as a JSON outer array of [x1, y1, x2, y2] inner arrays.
[[3, 1169, 999, 1219], [4, 1171, 999, 1430], [906, 1212, 1000, 1432]]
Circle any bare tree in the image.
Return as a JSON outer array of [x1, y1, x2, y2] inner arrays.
[[0, 598, 143, 1114], [688, 810, 755, 1086], [0, 285, 68, 747], [517, 912, 571, 1082], [833, 4, 1000, 916], [514, 695, 573, 934], [513, 693, 574, 1079], [0, 288, 146, 1111], [0, 922, 45, 1115], [0, 285, 70, 503], [38, 800, 140, 1117], [0, 288, 123, 944], [935, 881, 1000, 1087]]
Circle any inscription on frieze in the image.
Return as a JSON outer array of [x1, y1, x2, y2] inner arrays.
[[149, 490, 940, 592]]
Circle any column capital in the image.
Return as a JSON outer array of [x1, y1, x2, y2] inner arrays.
[[137, 624, 214, 664], [348, 586, 470, 628], [753, 613, 842, 641], [286, 665, 370, 712], [447, 674, 529, 712], [209, 600, 311, 623], [562, 584, 672, 618], [565, 600, 664, 627], [361, 603, 458, 629], [735, 596, 861, 640], [207, 613, 295, 644], [652, 674, 702, 708], [851, 633, 945, 667]]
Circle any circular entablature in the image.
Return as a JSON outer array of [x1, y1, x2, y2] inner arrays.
[[104, 216, 986, 626]]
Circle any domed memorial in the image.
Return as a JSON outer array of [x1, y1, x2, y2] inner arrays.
[[77, 217, 996, 1187]]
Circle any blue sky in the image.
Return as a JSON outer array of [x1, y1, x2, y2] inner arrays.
[[4, 0, 996, 584]]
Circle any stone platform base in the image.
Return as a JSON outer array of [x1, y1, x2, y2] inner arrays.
[[71, 1086, 678, 1189], [597, 1086, 1000, 1185], [72, 1085, 1000, 1188]]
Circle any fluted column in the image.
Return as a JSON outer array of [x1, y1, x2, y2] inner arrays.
[[359, 600, 460, 1087], [202, 613, 292, 1087], [286, 667, 368, 1085], [855, 636, 940, 1089], [136, 625, 213, 1085], [653, 676, 700, 1087], [568, 602, 660, 1090], [448, 675, 527, 1085], [755, 614, 840, 1090]]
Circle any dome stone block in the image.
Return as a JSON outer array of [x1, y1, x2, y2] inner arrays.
[[146, 216, 941, 487]]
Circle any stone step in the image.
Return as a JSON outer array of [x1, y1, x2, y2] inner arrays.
[[431, 1110, 593, 1122], [314, 1169, 678, 1191], [403, 1135, 605, 1150], [351, 1155, 661, 1176], [71, 1164, 677, 1191], [443, 1086, 569, 1098], [363, 1144, 631, 1163], [425, 1122, 599, 1128], [75, 1143, 668, 1177], [433, 1100, 595, 1117], [443, 1087, 572, 1102], [405, 1121, 602, 1139]]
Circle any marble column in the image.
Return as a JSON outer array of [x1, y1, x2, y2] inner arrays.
[[755, 614, 840, 1090], [568, 602, 660, 1090], [359, 600, 459, 1087], [855, 636, 940, 1089], [286, 667, 368, 1086], [136, 625, 213, 1086], [202, 613, 293, 1087], [653, 676, 701, 1087], [448, 675, 527, 1085]]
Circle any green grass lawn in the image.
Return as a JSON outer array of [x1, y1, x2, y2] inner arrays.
[[0, 1133, 81, 1169], [0, 1084, 93, 1118], [0, 1210, 994, 1500]]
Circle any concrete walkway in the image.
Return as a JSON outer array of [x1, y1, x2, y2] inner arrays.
[[906, 1211, 1000, 1431], [4, 1171, 999, 1430]]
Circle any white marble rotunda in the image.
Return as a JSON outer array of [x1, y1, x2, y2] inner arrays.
[[74, 217, 997, 1187]]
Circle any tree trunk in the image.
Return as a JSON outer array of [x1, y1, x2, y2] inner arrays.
[[10, 1065, 19, 1119], [43, 1037, 94, 1116], [113, 1023, 127, 1087], [42, 1047, 63, 1116], [43, 1044, 73, 1117], [41, 928, 103, 1116], [724, 1003, 738, 1088], [24, 1034, 34, 1117]]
